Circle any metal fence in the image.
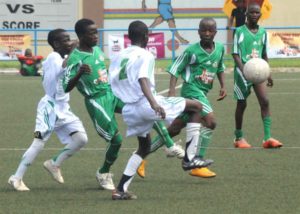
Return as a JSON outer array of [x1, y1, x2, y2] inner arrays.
[[1, 26, 300, 61]]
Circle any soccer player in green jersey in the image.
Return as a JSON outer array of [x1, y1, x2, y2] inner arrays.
[[137, 17, 227, 178], [63, 19, 124, 190], [232, 3, 283, 149]]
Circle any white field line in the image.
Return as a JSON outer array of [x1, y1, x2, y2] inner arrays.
[[0, 146, 299, 151]]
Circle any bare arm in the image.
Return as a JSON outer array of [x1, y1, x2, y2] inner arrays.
[[232, 54, 244, 73], [65, 64, 91, 92], [216, 72, 227, 101], [168, 75, 178, 97], [139, 77, 166, 119], [262, 48, 273, 87]]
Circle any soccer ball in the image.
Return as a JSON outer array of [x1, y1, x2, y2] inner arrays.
[[243, 58, 270, 84]]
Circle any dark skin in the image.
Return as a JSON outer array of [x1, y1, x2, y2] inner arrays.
[[166, 18, 226, 136], [64, 24, 98, 92], [232, 3, 272, 132], [131, 23, 203, 158]]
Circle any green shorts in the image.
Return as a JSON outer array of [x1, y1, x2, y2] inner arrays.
[[179, 84, 213, 123], [85, 90, 124, 141], [233, 67, 253, 100]]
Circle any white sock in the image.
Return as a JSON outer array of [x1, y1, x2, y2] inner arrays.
[[186, 123, 201, 161], [53, 132, 88, 167], [14, 138, 45, 179], [123, 153, 143, 192]]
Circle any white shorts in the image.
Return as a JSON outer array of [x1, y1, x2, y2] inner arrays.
[[122, 95, 185, 137], [34, 96, 86, 144]]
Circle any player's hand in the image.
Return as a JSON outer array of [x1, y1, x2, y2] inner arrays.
[[168, 88, 176, 97], [217, 88, 227, 101], [79, 64, 91, 75], [152, 104, 166, 119], [267, 77, 273, 87]]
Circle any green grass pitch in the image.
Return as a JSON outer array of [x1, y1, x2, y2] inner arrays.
[[0, 72, 300, 214]]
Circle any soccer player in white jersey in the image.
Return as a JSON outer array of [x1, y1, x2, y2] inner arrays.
[[8, 29, 88, 191], [109, 20, 213, 200]]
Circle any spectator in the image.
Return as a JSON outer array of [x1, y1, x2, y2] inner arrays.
[[227, 0, 247, 30], [17, 48, 43, 76]]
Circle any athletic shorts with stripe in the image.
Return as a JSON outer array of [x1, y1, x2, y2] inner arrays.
[[84, 89, 124, 142], [34, 95, 86, 144], [233, 67, 253, 100], [122, 95, 186, 137]]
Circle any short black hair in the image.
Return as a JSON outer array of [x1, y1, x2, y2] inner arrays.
[[75, 18, 95, 37], [47, 28, 66, 48], [128, 20, 148, 42], [199, 17, 216, 29]]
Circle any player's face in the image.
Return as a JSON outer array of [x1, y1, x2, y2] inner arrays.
[[141, 30, 149, 48], [246, 4, 261, 24], [82, 24, 98, 48], [56, 32, 72, 57], [198, 21, 216, 43]]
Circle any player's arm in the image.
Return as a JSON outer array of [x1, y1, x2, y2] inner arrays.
[[139, 78, 165, 119], [64, 63, 91, 92], [262, 32, 273, 87], [217, 46, 227, 101], [167, 52, 190, 96]]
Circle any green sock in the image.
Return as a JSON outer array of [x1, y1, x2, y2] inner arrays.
[[234, 129, 243, 140], [150, 135, 164, 153], [263, 116, 272, 141], [198, 128, 213, 158], [153, 121, 173, 148], [99, 133, 122, 174]]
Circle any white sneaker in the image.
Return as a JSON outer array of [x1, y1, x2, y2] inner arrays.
[[164, 143, 185, 159], [8, 175, 30, 191], [43, 160, 64, 184], [96, 171, 115, 190]]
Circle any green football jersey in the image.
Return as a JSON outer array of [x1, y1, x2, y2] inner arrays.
[[168, 42, 225, 94], [232, 25, 267, 64], [64, 47, 110, 98]]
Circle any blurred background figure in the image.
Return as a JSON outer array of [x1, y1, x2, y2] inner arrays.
[[17, 48, 43, 76], [227, 0, 247, 30]]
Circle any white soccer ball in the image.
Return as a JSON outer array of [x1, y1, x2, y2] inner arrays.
[[243, 58, 270, 84]]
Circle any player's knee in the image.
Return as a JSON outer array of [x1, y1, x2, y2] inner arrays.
[[111, 132, 122, 146], [73, 132, 88, 146], [206, 121, 217, 130]]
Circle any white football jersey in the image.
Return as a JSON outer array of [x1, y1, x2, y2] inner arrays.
[[42, 52, 69, 102], [109, 45, 155, 104]]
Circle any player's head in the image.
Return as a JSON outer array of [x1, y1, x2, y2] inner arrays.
[[246, 3, 261, 24], [198, 18, 217, 43], [235, 0, 245, 8], [47, 29, 72, 57], [128, 20, 149, 48], [24, 48, 32, 57], [75, 18, 98, 48]]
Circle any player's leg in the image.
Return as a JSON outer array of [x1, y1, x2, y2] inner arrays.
[[233, 69, 252, 148], [112, 135, 150, 200], [44, 118, 88, 184], [190, 112, 216, 178], [181, 99, 213, 170], [253, 83, 282, 148], [9, 98, 56, 191], [86, 95, 122, 190]]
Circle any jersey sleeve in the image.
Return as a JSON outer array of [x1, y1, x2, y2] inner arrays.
[[62, 54, 80, 92], [232, 29, 240, 55], [137, 52, 155, 80], [218, 45, 226, 73], [167, 50, 191, 78]]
